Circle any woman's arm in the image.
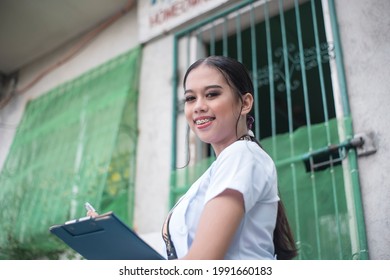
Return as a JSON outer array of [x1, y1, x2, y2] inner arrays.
[[181, 188, 245, 260]]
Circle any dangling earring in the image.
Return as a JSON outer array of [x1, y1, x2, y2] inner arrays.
[[246, 115, 255, 137], [246, 115, 254, 130]]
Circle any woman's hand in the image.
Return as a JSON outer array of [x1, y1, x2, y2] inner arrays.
[[85, 202, 99, 218], [86, 210, 99, 218]]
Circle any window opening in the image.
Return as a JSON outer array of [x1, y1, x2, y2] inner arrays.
[[171, 0, 368, 260]]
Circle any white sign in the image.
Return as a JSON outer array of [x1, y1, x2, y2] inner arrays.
[[138, 0, 230, 43]]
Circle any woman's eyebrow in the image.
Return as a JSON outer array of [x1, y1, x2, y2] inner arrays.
[[205, 85, 223, 90], [184, 85, 223, 94]]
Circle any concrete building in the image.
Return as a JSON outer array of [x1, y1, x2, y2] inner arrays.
[[0, 0, 389, 259]]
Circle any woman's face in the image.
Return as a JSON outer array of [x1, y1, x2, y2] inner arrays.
[[184, 64, 248, 155]]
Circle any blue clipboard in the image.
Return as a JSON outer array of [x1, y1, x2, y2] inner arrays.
[[49, 212, 166, 260]]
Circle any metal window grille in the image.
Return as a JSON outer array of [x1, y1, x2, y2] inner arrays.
[[171, 0, 368, 260]]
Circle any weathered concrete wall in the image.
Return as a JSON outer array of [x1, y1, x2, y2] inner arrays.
[[135, 35, 173, 235], [335, 0, 390, 259]]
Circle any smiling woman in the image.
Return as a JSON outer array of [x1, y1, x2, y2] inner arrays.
[[162, 56, 297, 260]]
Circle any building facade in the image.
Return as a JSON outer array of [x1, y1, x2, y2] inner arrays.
[[0, 0, 389, 259]]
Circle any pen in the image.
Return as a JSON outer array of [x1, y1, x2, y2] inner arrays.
[[84, 202, 96, 213]]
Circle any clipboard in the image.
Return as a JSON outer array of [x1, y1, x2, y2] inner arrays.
[[49, 212, 166, 260]]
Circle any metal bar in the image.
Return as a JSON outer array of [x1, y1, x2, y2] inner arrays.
[[311, 0, 344, 258], [321, 0, 359, 259], [329, 159, 344, 259], [223, 17, 228, 56], [349, 151, 368, 259], [327, 0, 369, 259], [294, 0, 313, 151], [275, 136, 363, 168], [309, 163, 320, 258], [235, 12, 243, 62], [196, 32, 202, 59], [311, 0, 330, 142], [170, 36, 179, 207], [264, 1, 277, 158], [210, 23, 216, 56], [279, 0, 293, 137], [184, 34, 192, 190], [292, 0, 309, 259], [250, 2, 260, 137], [326, 1, 350, 117], [279, 0, 305, 259]]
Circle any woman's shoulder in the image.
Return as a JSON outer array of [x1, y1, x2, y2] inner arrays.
[[218, 140, 276, 174], [221, 140, 272, 161]]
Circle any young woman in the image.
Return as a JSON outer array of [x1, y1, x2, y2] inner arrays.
[[162, 56, 297, 260]]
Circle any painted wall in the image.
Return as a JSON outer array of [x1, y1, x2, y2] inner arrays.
[[134, 35, 173, 246], [335, 0, 390, 259], [1, 0, 389, 259]]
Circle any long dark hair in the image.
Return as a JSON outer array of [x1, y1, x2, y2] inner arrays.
[[184, 56, 298, 260]]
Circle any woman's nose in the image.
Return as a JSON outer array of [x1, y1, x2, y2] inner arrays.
[[194, 97, 207, 113]]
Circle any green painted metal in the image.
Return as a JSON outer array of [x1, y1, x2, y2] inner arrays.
[[292, 0, 308, 256], [210, 23, 216, 55], [250, 3, 260, 137], [294, 0, 313, 150], [279, 0, 305, 258], [171, 37, 179, 207], [223, 18, 228, 56], [264, 1, 277, 158], [326, 0, 369, 259], [311, 0, 331, 145], [171, 0, 369, 260], [235, 13, 243, 62]]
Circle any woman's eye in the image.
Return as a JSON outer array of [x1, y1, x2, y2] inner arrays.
[[184, 96, 195, 103], [206, 92, 220, 98]]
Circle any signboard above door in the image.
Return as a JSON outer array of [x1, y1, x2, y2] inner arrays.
[[138, 0, 231, 43]]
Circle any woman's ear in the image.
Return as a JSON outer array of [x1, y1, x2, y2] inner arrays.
[[241, 93, 253, 115]]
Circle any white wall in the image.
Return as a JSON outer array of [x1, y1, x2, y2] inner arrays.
[[135, 35, 174, 230], [335, 0, 390, 259], [134, 35, 174, 252]]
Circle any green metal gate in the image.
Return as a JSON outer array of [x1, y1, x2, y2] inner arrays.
[[170, 0, 368, 259]]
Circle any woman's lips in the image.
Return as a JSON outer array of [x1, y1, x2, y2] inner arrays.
[[194, 117, 215, 128]]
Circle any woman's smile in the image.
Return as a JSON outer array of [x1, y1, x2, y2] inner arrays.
[[194, 116, 216, 129]]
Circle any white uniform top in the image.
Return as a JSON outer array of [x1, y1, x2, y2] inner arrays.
[[168, 140, 279, 259]]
